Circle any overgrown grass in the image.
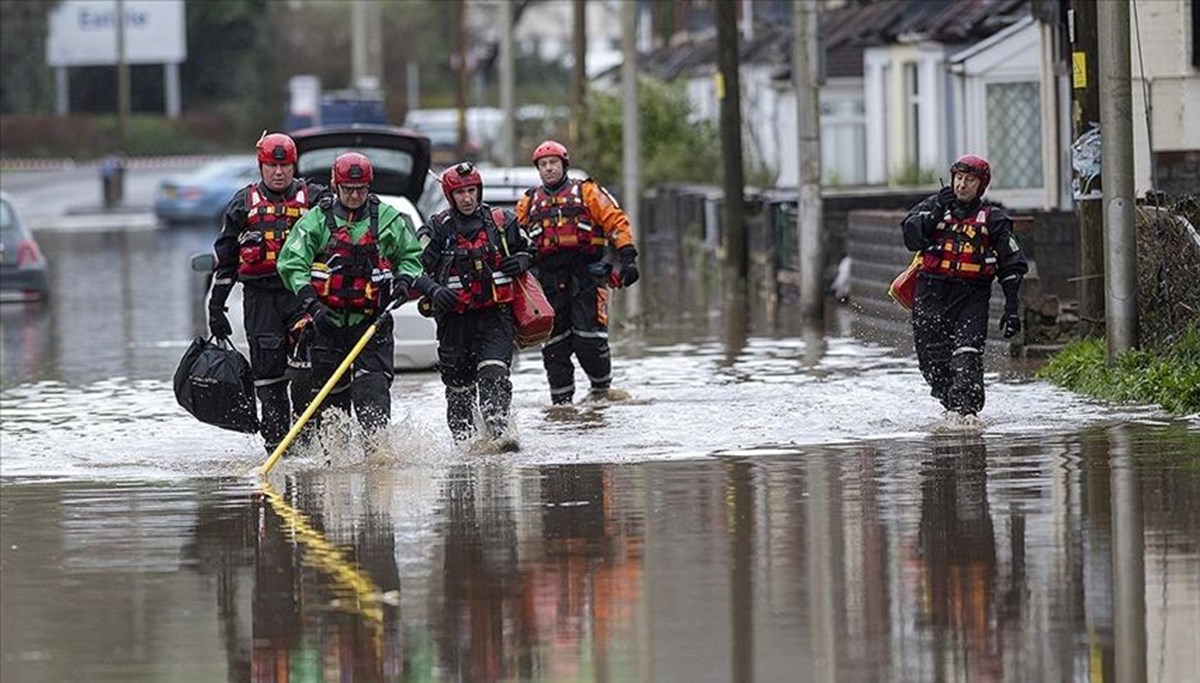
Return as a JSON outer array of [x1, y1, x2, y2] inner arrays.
[[1037, 322, 1200, 415]]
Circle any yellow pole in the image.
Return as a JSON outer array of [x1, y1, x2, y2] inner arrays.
[[259, 302, 396, 476], [258, 480, 389, 622]]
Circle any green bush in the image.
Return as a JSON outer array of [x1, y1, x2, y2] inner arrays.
[[1037, 322, 1200, 415], [577, 76, 721, 191]]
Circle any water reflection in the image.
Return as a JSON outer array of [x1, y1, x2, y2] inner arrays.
[[1, 225, 211, 388], [2, 428, 1198, 682], [915, 437, 1001, 681]]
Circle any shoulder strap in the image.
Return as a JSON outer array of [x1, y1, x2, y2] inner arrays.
[[491, 207, 510, 257], [322, 204, 339, 233]]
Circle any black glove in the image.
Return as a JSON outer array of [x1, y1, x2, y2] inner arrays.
[[391, 274, 413, 304], [498, 253, 532, 276], [935, 185, 956, 212], [999, 308, 1021, 339], [297, 284, 339, 335], [999, 275, 1022, 338], [431, 285, 460, 314], [618, 246, 639, 287], [208, 306, 232, 338]]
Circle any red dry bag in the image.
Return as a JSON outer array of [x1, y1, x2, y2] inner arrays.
[[888, 254, 921, 311]]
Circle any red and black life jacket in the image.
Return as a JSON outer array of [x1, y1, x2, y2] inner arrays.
[[237, 183, 309, 278], [919, 205, 997, 280], [432, 207, 515, 313], [524, 179, 606, 257], [309, 200, 393, 316]]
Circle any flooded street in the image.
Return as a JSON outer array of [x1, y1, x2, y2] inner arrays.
[[2, 170, 1198, 681]]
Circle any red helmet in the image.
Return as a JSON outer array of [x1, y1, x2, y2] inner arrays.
[[441, 160, 483, 203], [532, 140, 570, 168], [332, 152, 373, 186], [950, 154, 991, 195], [256, 132, 297, 166]]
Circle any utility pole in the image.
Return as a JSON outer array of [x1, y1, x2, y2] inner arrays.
[[716, 0, 747, 289], [570, 0, 587, 149], [621, 0, 641, 317], [1110, 429, 1147, 683], [1097, 0, 1138, 356], [350, 0, 381, 89], [795, 0, 824, 321], [115, 0, 130, 150], [499, 0, 516, 166], [455, 0, 470, 160], [1069, 0, 1105, 338]]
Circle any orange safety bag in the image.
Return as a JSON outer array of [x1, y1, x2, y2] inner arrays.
[[888, 253, 921, 311], [493, 208, 554, 348], [511, 272, 554, 348]]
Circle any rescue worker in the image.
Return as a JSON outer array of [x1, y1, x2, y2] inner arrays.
[[413, 161, 534, 444], [275, 152, 424, 435], [901, 154, 1028, 417], [207, 132, 327, 452], [515, 140, 639, 405]]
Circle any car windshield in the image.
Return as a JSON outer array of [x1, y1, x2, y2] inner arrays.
[[298, 147, 415, 179]]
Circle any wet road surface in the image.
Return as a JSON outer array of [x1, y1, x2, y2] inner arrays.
[[1, 171, 1198, 681]]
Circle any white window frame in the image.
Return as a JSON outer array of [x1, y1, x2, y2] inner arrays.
[[966, 75, 1045, 208]]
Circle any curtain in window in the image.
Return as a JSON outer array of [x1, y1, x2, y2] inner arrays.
[[986, 82, 1042, 189]]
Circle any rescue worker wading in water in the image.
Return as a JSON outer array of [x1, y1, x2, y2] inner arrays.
[[208, 132, 327, 452], [413, 161, 534, 445], [901, 154, 1028, 418], [276, 152, 423, 437], [515, 140, 639, 405]]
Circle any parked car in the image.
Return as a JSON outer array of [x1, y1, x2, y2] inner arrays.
[[154, 156, 260, 226], [194, 124, 440, 371], [403, 107, 503, 167], [0, 191, 50, 303]]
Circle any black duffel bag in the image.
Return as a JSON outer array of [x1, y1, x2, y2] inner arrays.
[[173, 336, 260, 433]]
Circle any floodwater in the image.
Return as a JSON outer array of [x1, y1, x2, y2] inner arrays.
[[2, 188, 1199, 682]]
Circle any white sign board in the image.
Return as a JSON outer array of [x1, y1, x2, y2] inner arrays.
[[46, 0, 186, 67]]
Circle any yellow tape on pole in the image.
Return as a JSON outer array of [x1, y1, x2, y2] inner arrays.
[[259, 319, 380, 476]]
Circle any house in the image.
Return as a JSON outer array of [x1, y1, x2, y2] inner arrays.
[[594, 0, 1033, 190], [587, 0, 1196, 201]]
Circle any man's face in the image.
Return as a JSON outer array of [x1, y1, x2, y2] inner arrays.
[[452, 185, 479, 214], [261, 162, 295, 192], [337, 183, 370, 210], [953, 172, 982, 203], [536, 156, 565, 187]]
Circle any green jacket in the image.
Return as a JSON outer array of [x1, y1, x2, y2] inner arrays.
[[277, 197, 423, 326]]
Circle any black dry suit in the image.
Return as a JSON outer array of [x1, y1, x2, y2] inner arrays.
[[415, 204, 533, 442], [901, 193, 1028, 415], [210, 178, 326, 449]]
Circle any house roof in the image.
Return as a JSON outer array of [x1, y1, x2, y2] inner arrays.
[[597, 0, 1032, 83]]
